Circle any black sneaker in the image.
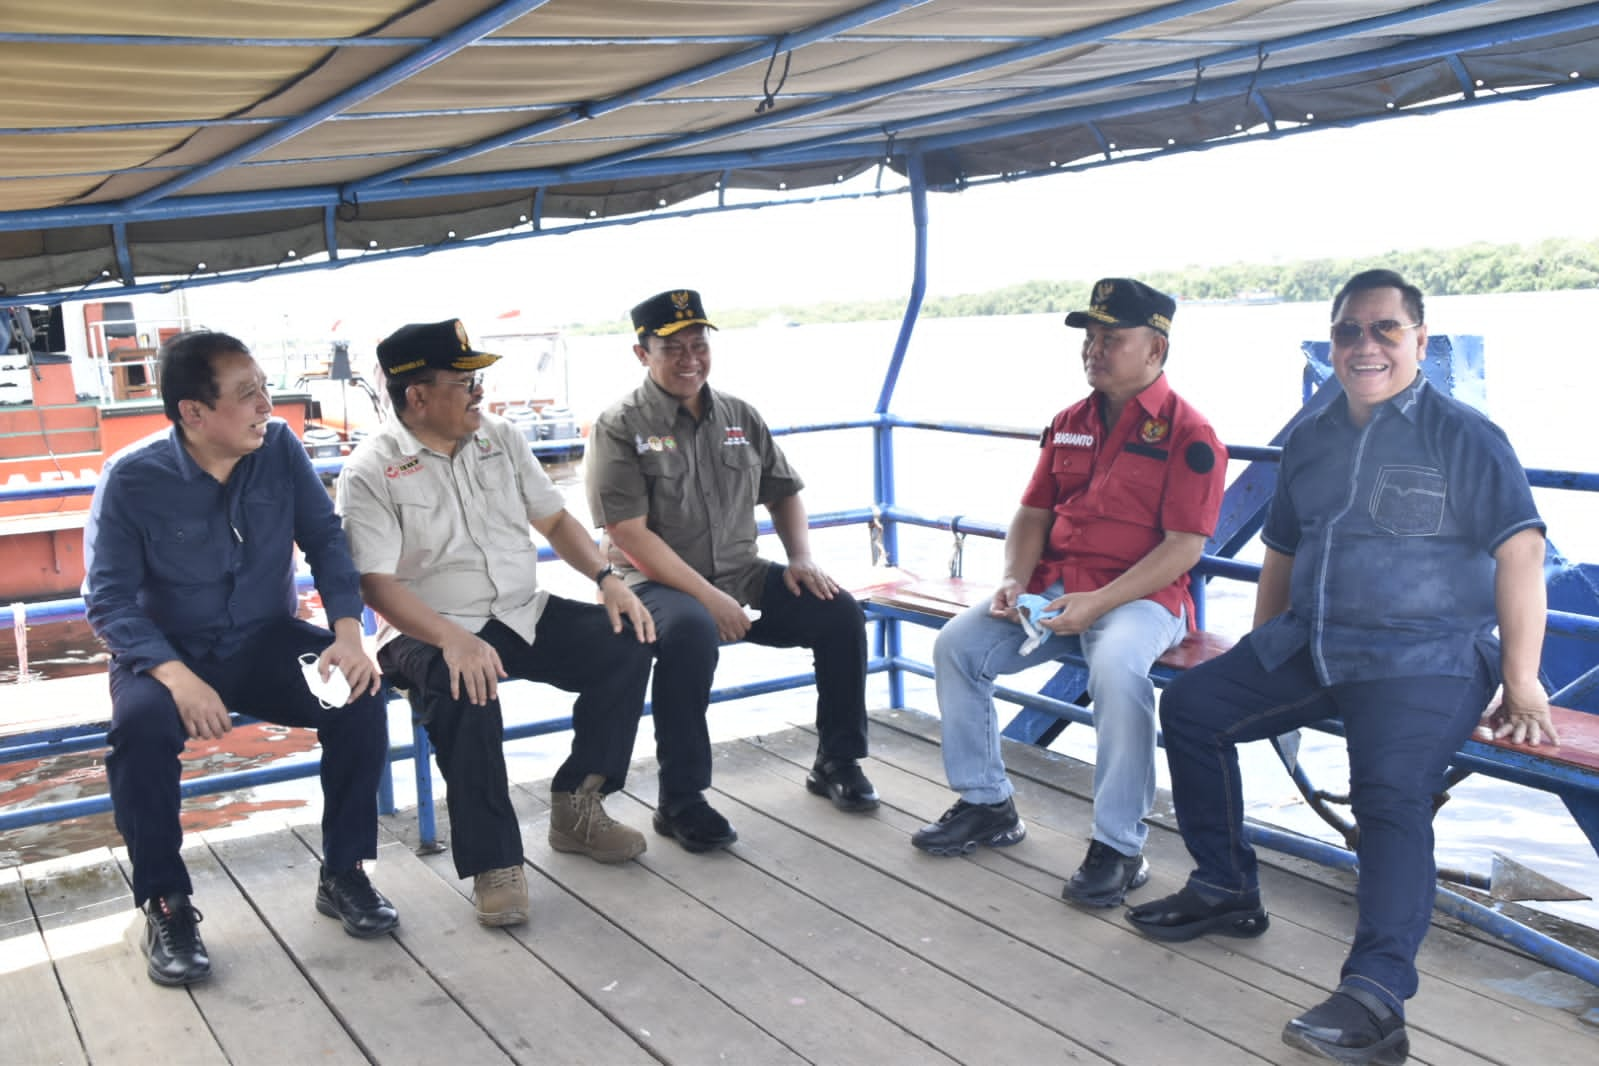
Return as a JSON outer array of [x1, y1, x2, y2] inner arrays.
[[1061, 839, 1150, 907], [142, 892, 210, 986], [911, 797, 1025, 856], [316, 863, 400, 938], [1282, 984, 1409, 1065], [805, 758, 880, 812], [653, 798, 738, 853]]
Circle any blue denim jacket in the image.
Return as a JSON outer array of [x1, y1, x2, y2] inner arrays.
[[1252, 374, 1544, 685], [85, 420, 365, 674]]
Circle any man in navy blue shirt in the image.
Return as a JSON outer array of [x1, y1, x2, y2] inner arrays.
[[1126, 270, 1557, 1064], [85, 331, 398, 988]]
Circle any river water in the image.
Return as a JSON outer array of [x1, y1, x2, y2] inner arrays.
[[4, 292, 1597, 929]]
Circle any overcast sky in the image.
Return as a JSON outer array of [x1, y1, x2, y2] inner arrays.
[[188, 85, 1599, 340]]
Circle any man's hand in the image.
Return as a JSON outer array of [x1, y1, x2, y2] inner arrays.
[[1476, 681, 1561, 747], [154, 663, 232, 740], [1041, 590, 1108, 637], [705, 588, 753, 643], [318, 629, 381, 704], [988, 579, 1024, 621], [600, 578, 657, 643], [439, 629, 508, 706], [782, 558, 838, 601]]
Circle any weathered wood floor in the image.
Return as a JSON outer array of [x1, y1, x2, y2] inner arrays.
[[5, 708, 1598, 1065]]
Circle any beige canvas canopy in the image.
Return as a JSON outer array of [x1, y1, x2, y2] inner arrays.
[[2, 0, 1595, 298]]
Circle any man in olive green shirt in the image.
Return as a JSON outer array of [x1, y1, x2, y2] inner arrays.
[[585, 289, 878, 852]]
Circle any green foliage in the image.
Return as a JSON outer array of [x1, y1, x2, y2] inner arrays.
[[565, 236, 1599, 332]]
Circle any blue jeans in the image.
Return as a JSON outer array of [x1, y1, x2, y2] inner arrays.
[[932, 585, 1185, 856], [1159, 635, 1492, 1013]]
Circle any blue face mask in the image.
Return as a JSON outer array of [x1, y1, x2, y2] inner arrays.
[[1015, 593, 1061, 654]]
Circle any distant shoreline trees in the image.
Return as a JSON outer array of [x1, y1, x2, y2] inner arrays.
[[568, 236, 1599, 334]]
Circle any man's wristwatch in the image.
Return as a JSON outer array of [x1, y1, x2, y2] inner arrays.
[[593, 564, 616, 586]]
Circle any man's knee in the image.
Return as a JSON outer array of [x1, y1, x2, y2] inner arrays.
[[655, 603, 719, 659]]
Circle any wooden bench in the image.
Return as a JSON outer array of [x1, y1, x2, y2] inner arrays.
[[855, 570, 1599, 853]]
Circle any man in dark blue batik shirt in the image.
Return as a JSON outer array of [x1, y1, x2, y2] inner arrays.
[[1125, 270, 1558, 1065], [85, 331, 398, 988]]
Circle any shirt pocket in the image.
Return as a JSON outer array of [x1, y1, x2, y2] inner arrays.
[[473, 459, 537, 547], [146, 518, 216, 584], [1050, 448, 1092, 499], [1370, 465, 1446, 536], [719, 444, 761, 505], [1096, 452, 1165, 524], [641, 449, 691, 526]]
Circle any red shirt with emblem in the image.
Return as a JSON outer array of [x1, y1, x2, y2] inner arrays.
[[1020, 373, 1226, 627]]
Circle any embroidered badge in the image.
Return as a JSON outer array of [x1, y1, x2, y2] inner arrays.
[[724, 426, 750, 446], [634, 434, 650, 455], [1139, 418, 1170, 445], [647, 436, 664, 451], [385, 455, 423, 479], [1053, 431, 1094, 447]]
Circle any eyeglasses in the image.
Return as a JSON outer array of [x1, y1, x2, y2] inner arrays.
[[1330, 319, 1421, 347], [431, 372, 485, 392]]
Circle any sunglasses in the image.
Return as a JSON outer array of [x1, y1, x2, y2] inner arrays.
[[1330, 319, 1420, 347], [430, 372, 485, 391]]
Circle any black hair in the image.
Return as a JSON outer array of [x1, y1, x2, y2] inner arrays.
[[1330, 269, 1426, 324], [385, 369, 434, 414], [157, 330, 249, 426]]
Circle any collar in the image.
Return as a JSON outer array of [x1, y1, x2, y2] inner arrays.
[[164, 426, 200, 479], [390, 412, 464, 458], [1316, 370, 1428, 428], [1129, 371, 1172, 418]]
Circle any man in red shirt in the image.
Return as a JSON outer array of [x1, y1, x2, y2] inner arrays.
[[913, 278, 1227, 909]]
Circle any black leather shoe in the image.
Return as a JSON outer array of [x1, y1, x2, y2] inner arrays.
[[653, 798, 738, 853], [911, 798, 1025, 856], [805, 758, 880, 812], [1282, 984, 1409, 1065], [143, 892, 210, 986], [1061, 839, 1149, 907], [316, 863, 400, 938], [1125, 884, 1270, 941]]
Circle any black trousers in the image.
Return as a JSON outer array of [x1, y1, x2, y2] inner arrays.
[[107, 617, 388, 908], [377, 596, 651, 879], [638, 563, 869, 812]]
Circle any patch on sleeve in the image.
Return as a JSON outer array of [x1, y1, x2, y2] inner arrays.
[[1185, 441, 1216, 474]]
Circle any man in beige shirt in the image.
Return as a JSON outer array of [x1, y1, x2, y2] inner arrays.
[[339, 319, 656, 927]]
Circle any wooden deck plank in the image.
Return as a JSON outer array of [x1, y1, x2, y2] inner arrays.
[[173, 835, 368, 1066], [389, 800, 810, 1066], [585, 786, 1110, 1065], [863, 706, 1599, 1060], [25, 847, 226, 1065], [347, 821, 657, 1066], [512, 790, 959, 1066], [1, 864, 89, 1066], [624, 739, 1282, 1065], [4, 717, 1596, 1066], [207, 827, 513, 1064], [576, 782, 1108, 1066]]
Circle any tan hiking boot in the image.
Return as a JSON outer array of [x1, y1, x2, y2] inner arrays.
[[472, 865, 529, 927], [549, 774, 647, 863]]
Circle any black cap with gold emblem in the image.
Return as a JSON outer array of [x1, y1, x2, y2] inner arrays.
[[376, 319, 501, 378], [1064, 278, 1176, 337], [631, 289, 718, 338]]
